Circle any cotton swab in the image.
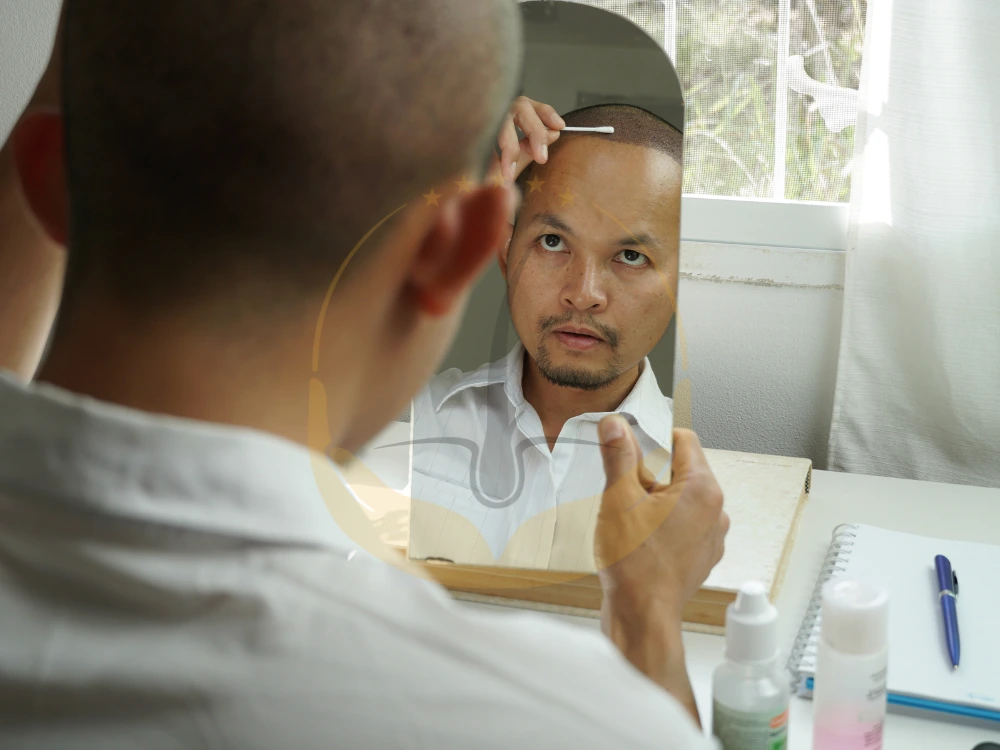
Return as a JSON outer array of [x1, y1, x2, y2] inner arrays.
[[560, 126, 615, 133]]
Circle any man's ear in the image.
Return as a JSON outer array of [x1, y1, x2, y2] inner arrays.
[[11, 110, 68, 246], [498, 184, 521, 282], [498, 220, 515, 282], [411, 184, 515, 317]]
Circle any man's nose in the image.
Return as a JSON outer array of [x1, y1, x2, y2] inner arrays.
[[561, 258, 608, 313]]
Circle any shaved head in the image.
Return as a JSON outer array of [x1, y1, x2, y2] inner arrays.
[[517, 103, 682, 193], [561, 104, 682, 163], [61, 0, 522, 311]]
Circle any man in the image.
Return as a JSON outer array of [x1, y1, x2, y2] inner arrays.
[[0, 2, 728, 749], [405, 104, 683, 569]]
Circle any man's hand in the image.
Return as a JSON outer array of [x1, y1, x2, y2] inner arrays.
[[594, 416, 729, 725], [596, 420, 729, 617], [486, 96, 563, 253], [490, 95, 565, 185]]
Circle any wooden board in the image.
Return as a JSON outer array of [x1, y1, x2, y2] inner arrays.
[[342, 437, 812, 629]]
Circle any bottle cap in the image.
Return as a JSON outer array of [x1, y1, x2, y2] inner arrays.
[[820, 579, 889, 655], [725, 580, 778, 663]]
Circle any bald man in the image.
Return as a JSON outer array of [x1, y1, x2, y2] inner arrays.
[[404, 105, 682, 569], [0, 2, 727, 748]]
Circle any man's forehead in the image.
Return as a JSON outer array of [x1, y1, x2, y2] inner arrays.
[[542, 136, 680, 183], [519, 138, 680, 217]]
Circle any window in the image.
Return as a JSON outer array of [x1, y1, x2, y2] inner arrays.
[[528, 0, 868, 250], [679, 0, 866, 203]]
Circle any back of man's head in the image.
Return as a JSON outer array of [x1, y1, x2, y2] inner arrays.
[[61, 0, 521, 311]]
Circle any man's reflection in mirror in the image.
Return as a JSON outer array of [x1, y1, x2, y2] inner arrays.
[[403, 104, 682, 560]]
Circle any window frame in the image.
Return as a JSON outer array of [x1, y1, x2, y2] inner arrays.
[[680, 196, 849, 252], [525, 0, 859, 253], [674, 0, 857, 252]]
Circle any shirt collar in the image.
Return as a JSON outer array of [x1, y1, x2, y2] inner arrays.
[[433, 343, 526, 412], [617, 359, 673, 451], [0, 370, 348, 550], [434, 344, 673, 451]]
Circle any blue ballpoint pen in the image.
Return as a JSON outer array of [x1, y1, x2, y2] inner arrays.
[[934, 554, 961, 670]]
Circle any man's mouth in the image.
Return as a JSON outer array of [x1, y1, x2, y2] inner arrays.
[[552, 326, 605, 351]]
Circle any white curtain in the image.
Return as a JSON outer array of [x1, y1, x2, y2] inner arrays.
[[828, 1, 1000, 486]]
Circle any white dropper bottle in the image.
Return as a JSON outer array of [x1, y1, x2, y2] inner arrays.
[[812, 579, 889, 750], [712, 580, 791, 750]]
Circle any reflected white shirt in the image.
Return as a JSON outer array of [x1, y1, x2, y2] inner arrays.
[[409, 343, 673, 561], [0, 371, 711, 750]]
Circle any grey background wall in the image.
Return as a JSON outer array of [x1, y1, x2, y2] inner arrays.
[[0, 0, 844, 468]]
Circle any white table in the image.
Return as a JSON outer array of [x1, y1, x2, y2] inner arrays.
[[463, 469, 1000, 749]]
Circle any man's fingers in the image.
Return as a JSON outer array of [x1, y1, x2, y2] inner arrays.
[[534, 100, 566, 131], [637, 464, 656, 492], [669, 428, 712, 482], [497, 116, 521, 182], [513, 100, 550, 164], [512, 139, 536, 179], [507, 128, 563, 183], [628, 428, 659, 492], [485, 152, 503, 183], [601, 417, 659, 494], [599, 415, 644, 507], [495, 97, 565, 185], [599, 415, 638, 482]]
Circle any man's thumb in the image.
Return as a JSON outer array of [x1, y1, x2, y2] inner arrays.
[[599, 415, 639, 491]]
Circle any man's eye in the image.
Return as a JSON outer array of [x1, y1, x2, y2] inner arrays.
[[540, 234, 566, 252], [616, 249, 649, 267]]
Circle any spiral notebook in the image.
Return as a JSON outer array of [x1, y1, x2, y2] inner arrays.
[[787, 524, 1000, 724]]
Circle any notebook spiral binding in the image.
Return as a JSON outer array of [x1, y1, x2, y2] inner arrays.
[[785, 523, 859, 692]]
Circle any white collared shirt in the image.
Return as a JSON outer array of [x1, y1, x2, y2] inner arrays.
[[408, 344, 673, 564], [0, 371, 711, 750]]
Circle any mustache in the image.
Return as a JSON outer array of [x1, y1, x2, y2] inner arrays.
[[537, 312, 621, 349]]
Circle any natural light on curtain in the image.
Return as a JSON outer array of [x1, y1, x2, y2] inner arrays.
[[852, 0, 891, 227], [829, 0, 1000, 487], [533, 0, 867, 202]]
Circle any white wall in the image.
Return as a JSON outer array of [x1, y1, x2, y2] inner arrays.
[[0, 0, 845, 469], [677, 244, 844, 467]]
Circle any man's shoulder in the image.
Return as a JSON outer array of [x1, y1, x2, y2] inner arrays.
[[0, 526, 713, 750], [270, 557, 715, 750]]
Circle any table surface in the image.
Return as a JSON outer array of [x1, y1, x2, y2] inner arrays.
[[461, 468, 1000, 749]]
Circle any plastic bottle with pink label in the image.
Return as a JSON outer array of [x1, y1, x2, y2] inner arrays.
[[812, 579, 890, 750]]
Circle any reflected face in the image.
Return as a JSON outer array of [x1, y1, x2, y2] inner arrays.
[[503, 136, 681, 390]]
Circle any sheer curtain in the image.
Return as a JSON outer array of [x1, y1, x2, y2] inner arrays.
[[828, 1, 1000, 486]]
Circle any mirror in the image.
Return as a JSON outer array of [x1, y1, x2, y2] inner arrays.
[[355, 0, 685, 572]]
